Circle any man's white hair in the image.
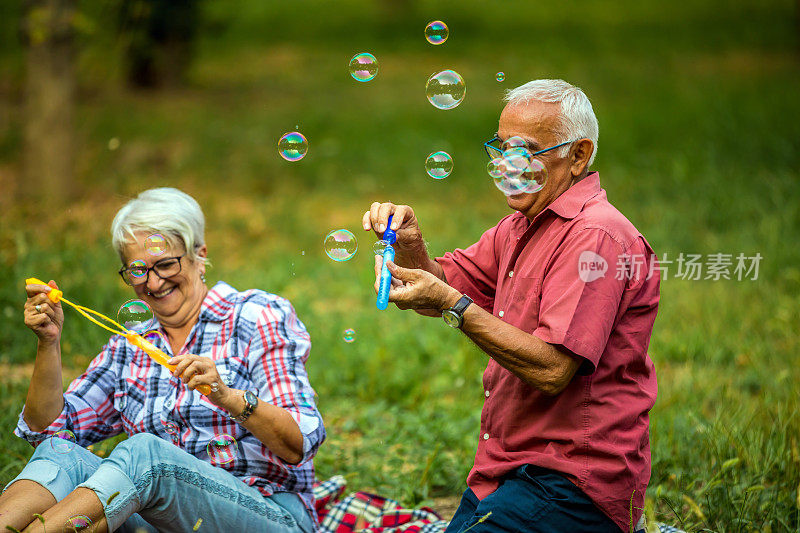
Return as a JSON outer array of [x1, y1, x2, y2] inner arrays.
[[504, 79, 599, 166], [111, 187, 209, 266]]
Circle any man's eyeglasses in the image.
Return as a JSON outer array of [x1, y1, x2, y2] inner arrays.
[[119, 255, 185, 286], [483, 135, 575, 160]]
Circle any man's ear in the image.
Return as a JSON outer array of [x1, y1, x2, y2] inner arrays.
[[569, 138, 594, 177]]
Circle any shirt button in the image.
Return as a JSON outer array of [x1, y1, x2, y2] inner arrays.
[[118, 396, 127, 409], [508, 271, 514, 278], [483, 433, 490, 440], [498, 310, 504, 317], [165, 398, 174, 409]]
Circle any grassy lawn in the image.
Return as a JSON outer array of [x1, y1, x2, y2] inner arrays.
[[1, 0, 799, 530]]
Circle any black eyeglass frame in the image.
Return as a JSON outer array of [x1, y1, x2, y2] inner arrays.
[[118, 254, 185, 286]]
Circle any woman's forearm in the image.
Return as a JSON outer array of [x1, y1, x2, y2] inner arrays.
[[23, 339, 65, 432]]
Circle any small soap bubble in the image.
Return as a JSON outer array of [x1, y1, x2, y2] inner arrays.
[[372, 240, 390, 256], [143, 329, 167, 346], [343, 329, 356, 343], [193, 518, 203, 531], [424, 20, 448, 45], [487, 157, 506, 179], [128, 259, 147, 279], [496, 72, 505, 82], [349, 52, 378, 82], [108, 137, 120, 151], [117, 299, 154, 330], [66, 515, 92, 530], [490, 157, 548, 196], [207, 434, 237, 465], [144, 233, 167, 256], [425, 151, 453, 179], [324, 229, 358, 262], [501, 136, 528, 152], [51, 429, 77, 453], [278, 132, 308, 162], [426, 70, 466, 110]]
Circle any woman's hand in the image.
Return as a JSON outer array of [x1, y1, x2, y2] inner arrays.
[[24, 280, 64, 344], [168, 354, 237, 410]]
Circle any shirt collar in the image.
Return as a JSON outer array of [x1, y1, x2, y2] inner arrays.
[[199, 281, 238, 322], [540, 171, 602, 220]]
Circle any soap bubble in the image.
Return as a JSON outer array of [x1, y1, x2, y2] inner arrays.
[[502, 136, 528, 153], [372, 240, 390, 256], [424, 20, 448, 45], [118, 299, 154, 329], [143, 329, 167, 346], [65, 515, 92, 530], [128, 259, 147, 279], [491, 157, 548, 196], [144, 233, 167, 256], [324, 230, 358, 261], [487, 157, 506, 179], [426, 70, 466, 110], [278, 132, 308, 162], [496, 72, 505, 82], [207, 434, 237, 465], [425, 151, 453, 179], [343, 329, 356, 343], [349, 52, 378, 82], [51, 429, 77, 453]]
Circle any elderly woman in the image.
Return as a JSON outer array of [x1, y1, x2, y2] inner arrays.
[[0, 188, 324, 533]]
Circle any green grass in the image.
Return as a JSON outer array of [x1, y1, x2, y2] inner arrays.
[[1, 0, 799, 530]]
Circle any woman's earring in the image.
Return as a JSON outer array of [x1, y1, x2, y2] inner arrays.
[[201, 273, 206, 284]]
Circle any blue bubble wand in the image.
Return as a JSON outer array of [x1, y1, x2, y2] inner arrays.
[[376, 214, 397, 310]]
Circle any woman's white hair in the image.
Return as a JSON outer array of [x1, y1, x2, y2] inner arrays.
[[504, 79, 599, 166], [111, 187, 209, 266]]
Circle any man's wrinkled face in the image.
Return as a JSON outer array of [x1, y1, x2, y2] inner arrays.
[[496, 101, 574, 219]]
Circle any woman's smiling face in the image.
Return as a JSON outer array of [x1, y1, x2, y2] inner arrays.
[[122, 232, 207, 329]]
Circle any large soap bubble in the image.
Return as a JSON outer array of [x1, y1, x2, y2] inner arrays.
[[424, 21, 448, 45], [349, 52, 378, 82], [425, 151, 453, 179], [426, 70, 465, 110], [278, 132, 308, 162]]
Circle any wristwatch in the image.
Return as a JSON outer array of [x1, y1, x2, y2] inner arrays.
[[442, 294, 473, 329], [230, 390, 258, 423]]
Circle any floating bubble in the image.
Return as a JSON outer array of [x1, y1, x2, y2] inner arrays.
[[496, 72, 505, 82], [207, 434, 237, 465], [372, 240, 390, 256], [349, 52, 378, 82], [117, 299, 154, 329], [343, 329, 356, 343], [425, 151, 453, 179], [487, 157, 506, 179], [51, 429, 76, 453], [503, 152, 531, 175], [163, 420, 180, 437], [128, 259, 147, 279], [424, 20, 448, 45], [65, 515, 92, 530], [143, 329, 167, 346], [278, 132, 308, 162], [144, 233, 167, 256], [324, 230, 358, 262], [491, 157, 548, 196], [501, 136, 528, 153], [426, 70, 466, 110]]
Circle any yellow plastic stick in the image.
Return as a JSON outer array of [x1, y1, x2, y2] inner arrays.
[[25, 277, 211, 396]]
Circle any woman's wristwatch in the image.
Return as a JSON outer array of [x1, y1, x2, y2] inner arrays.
[[230, 390, 259, 422]]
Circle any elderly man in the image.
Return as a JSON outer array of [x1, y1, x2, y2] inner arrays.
[[362, 79, 658, 532]]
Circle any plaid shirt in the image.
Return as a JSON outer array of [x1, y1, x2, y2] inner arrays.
[[15, 281, 326, 523]]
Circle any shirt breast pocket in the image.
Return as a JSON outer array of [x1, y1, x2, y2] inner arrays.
[[115, 377, 145, 429], [508, 276, 542, 330]]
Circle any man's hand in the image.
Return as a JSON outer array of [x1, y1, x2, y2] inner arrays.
[[362, 202, 429, 268], [374, 256, 460, 314]]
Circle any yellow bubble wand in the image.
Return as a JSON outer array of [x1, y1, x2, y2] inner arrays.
[[26, 277, 211, 396]]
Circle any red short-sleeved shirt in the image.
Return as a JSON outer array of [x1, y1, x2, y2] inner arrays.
[[437, 173, 659, 532]]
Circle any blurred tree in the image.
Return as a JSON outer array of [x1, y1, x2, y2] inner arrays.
[[19, 0, 76, 204], [119, 0, 198, 88]]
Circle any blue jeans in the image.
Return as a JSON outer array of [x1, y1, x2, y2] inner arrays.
[[3, 433, 314, 533], [445, 465, 629, 533]]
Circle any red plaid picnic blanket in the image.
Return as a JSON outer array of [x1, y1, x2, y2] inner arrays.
[[312, 476, 450, 533]]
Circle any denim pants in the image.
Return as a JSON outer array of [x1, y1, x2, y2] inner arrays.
[[445, 465, 638, 533], [3, 433, 314, 533]]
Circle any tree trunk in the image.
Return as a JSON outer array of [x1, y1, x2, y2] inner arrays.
[[20, 0, 76, 205]]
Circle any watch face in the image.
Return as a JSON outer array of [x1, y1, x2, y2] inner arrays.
[[442, 310, 460, 328], [244, 391, 258, 406]]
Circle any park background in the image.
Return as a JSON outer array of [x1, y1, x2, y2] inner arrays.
[[1, 0, 799, 531]]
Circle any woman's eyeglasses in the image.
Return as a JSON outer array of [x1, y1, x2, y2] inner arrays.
[[119, 255, 185, 286]]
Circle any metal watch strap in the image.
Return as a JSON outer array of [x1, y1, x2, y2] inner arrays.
[[231, 390, 257, 422]]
